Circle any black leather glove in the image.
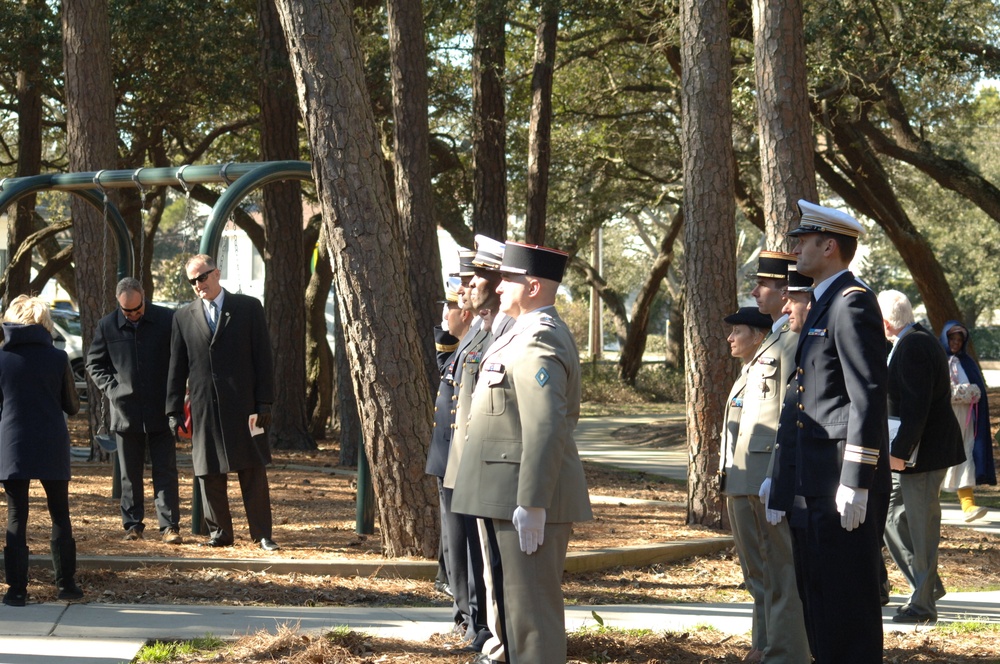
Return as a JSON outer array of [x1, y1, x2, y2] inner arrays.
[[255, 404, 272, 430], [168, 414, 188, 440]]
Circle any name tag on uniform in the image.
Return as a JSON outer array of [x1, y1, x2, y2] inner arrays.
[[757, 356, 775, 365], [482, 363, 506, 387], [807, 328, 827, 337], [731, 397, 743, 408]]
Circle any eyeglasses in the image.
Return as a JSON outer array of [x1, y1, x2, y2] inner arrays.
[[120, 302, 144, 314], [187, 269, 216, 286]]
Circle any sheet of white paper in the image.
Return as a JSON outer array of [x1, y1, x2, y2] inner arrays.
[[249, 414, 264, 436]]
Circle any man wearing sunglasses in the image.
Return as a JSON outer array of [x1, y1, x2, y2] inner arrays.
[[166, 254, 279, 551], [87, 277, 182, 544]]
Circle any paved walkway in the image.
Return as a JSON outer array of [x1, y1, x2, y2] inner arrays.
[[2, 413, 998, 663]]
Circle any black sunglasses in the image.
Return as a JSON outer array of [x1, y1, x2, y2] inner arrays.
[[187, 268, 216, 286], [120, 302, 144, 313]]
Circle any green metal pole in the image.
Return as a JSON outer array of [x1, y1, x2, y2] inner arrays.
[[199, 161, 313, 257], [356, 435, 376, 534]]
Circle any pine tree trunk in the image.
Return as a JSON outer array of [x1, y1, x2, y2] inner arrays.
[[524, 0, 558, 246], [679, 0, 737, 528], [274, 0, 438, 557], [752, 0, 816, 246], [387, 0, 442, 393], [258, 0, 314, 451], [471, 0, 508, 238], [62, 0, 119, 449], [9, 0, 47, 300]]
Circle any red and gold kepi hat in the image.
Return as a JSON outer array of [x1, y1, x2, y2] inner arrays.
[[754, 250, 796, 279], [498, 241, 569, 283]]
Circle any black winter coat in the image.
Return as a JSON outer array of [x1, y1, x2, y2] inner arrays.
[[0, 323, 80, 480], [86, 302, 174, 434]]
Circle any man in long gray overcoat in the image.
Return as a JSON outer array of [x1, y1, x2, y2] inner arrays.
[[166, 254, 279, 551]]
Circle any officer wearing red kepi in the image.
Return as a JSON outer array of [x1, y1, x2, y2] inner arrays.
[[452, 241, 592, 664], [787, 200, 890, 664]]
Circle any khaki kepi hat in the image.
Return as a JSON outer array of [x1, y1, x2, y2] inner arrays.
[[498, 241, 569, 283], [787, 200, 866, 238], [753, 250, 796, 279]]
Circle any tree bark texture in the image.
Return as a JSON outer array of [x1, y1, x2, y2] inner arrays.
[[386, 0, 444, 393], [618, 209, 684, 386], [524, 0, 559, 246], [679, 0, 737, 529], [258, 0, 314, 452], [471, 0, 508, 238], [274, 0, 438, 557], [752, 0, 815, 246], [9, 0, 47, 299], [305, 227, 336, 442], [62, 0, 120, 446], [815, 116, 962, 333]]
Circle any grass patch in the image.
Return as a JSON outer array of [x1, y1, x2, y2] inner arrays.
[[136, 635, 226, 662], [933, 620, 1000, 635]]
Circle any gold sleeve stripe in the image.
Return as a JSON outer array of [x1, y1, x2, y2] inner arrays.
[[844, 443, 880, 465], [842, 286, 867, 296]]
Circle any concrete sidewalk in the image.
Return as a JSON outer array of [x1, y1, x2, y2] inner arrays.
[[2, 412, 998, 663], [3, 589, 1000, 663]]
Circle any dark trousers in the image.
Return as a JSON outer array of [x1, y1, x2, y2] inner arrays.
[[4, 479, 73, 547], [198, 465, 273, 543], [116, 430, 180, 533], [440, 480, 490, 643], [796, 493, 888, 664]]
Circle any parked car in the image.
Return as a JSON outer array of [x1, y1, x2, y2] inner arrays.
[[50, 308, 87, 403]]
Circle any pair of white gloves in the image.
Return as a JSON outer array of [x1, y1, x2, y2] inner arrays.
[[512, 506, 546, 555], [757, 478, 869, 531]]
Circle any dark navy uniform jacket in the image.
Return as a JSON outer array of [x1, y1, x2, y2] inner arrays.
[[793, 272, 890, 498]]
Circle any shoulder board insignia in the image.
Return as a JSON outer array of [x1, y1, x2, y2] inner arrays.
[[842, 286, 867, 296], [539, 315, 557, 328]]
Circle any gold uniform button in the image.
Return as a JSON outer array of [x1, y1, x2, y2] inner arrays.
[[798, 403, 804, 410], [798, 385, 804, 393], [797, 421, 804, 428], [797, 368, 804, 375]]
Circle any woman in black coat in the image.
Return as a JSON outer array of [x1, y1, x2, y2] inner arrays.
[[1, 295, 82, 606]]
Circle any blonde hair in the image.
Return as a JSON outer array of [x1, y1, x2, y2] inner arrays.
[[4, 294, 54, 333]]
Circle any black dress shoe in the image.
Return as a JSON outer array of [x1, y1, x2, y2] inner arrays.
[[203, 537, 233, 548], [892, 607, 936, 623], [259, 537, 280, 551]]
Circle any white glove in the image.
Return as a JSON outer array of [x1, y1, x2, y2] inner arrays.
[[835, 484, 869, 531], [512, 506, 546, 555], [758, 477, 785, 526]]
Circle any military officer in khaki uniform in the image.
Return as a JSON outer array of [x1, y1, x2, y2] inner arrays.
[[736, 251, 810, 664], [445, 236, 512, 660], [452, 242, 592, 664], [719, 305, 773, 661]]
